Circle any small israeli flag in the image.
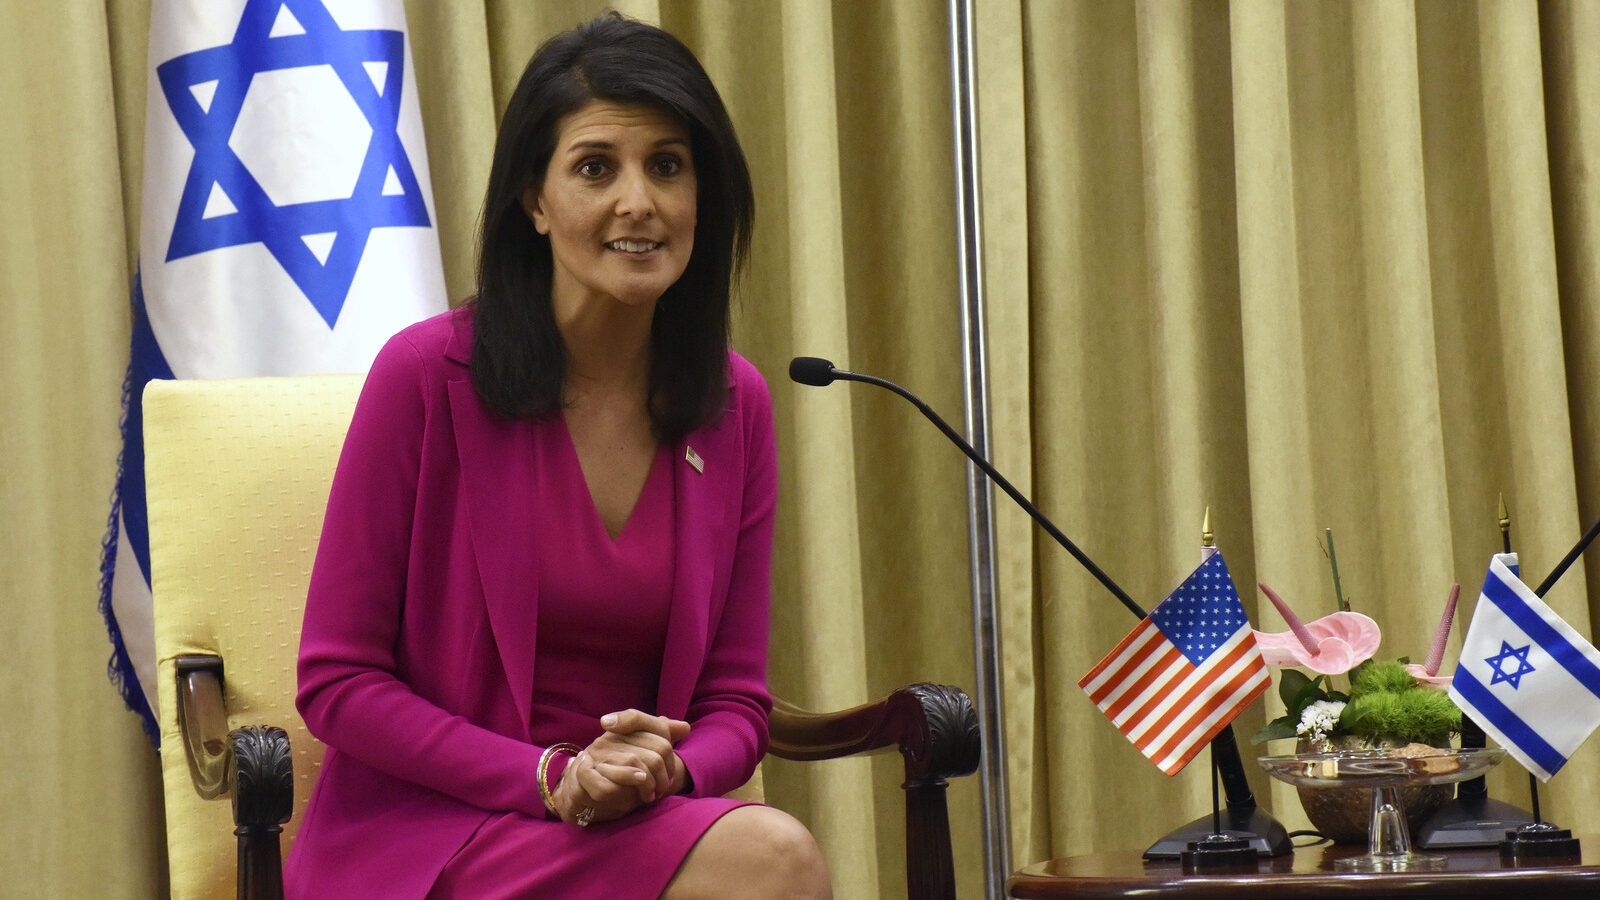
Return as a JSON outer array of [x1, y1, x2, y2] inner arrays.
[[99, 0, 446, 741], [1448, 553, 1600, 781]]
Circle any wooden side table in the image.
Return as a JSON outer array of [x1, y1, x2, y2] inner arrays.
[[1008, 836, 1600, 898]]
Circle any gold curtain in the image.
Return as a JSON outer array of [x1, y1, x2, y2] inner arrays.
[[986, 0, 1600, 869], [7, 1, 1600, 897], [1, 1, 974, 897]]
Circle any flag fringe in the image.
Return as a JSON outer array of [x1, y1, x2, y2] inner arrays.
[[98, 275, 160, 747]]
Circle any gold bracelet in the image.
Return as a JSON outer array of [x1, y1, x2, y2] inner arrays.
[[538, 743, 582, 818]]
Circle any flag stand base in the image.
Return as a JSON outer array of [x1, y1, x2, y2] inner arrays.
[[1180, 833, 1258, 872], [1144, 807, 1292, 860], [1416, 795, 1532, 849], [1146, 726, 1292, 860], [1500, 822, 1581, 864]]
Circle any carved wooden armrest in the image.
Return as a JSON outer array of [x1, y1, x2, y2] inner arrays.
[[175, 654, 293, 900], [769, 683, 978, 900], [768, 682, 980, 781]]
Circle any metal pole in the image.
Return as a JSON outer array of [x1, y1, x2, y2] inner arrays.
[[948, 1, 1010, 897]]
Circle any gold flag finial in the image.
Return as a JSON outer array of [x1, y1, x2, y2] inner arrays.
[[1202, 506, 1214, 548], [1499, 493, 1511, 534]]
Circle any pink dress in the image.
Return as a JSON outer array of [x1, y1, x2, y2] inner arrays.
[[286, 310, 775, 899], [427, 420, 750, 898]]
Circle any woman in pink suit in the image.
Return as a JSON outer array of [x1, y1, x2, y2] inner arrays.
[[285, 13, 831, 898]]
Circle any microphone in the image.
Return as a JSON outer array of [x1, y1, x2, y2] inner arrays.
[[791, 356, 1287, 857], [788, 356, 839, 387], [790, 357, 1144, 620]]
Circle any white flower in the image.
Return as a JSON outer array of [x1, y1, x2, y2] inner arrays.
[[1295, 699, 1347, 742]]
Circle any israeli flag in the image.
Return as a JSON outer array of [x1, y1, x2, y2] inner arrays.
[[100, 0, 447, 741], [1448, 553, 1600, 781]]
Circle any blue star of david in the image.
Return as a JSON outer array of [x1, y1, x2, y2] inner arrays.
[[157, 0, 430, 327], [1486, 640, 1536, 689]]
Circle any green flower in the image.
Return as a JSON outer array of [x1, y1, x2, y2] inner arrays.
[[1339, 661, 1461, 746], [1252, 659, 1460, 746]]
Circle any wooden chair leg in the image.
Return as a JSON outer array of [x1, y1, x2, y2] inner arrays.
[[905, 777, 956, 900], [231, 725, 292, 900], [766, 681, 980, 900], [236, 824, 284, 900]]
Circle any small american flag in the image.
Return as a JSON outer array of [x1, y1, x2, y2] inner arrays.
[[1078, 551, 1269, 775]]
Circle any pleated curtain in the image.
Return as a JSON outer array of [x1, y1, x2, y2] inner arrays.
[[986, 0, 1600, 869], [6, 2, 1600, 898]]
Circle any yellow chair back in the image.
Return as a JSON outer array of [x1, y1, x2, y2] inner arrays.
[[146, 374, 362, 899], [145, 373, 761, 898]]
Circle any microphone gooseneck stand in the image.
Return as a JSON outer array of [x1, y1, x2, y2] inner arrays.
[[789, 357, 1291, 859]]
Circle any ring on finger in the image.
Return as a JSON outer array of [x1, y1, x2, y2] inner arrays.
[[576, 807, 595, 827]]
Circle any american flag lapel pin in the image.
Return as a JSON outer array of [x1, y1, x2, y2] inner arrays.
[[685, 445, 704, 474]]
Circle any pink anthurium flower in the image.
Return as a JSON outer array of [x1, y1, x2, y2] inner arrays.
[[1403, 665, 1454, 689], [1405, 584, 1459, 689], [1253, 582, 1381, 675]]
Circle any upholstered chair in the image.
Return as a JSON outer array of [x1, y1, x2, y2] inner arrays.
[[144, 374, 979, 900]]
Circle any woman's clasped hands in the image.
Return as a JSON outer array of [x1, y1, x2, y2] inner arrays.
[[553, 709, 690, 826]]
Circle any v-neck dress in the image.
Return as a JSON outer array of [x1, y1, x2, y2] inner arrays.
[[426, 419, 750, 898], [288, 309, 774, 900]]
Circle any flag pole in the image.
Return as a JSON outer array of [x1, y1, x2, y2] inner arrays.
[[1453, 503, 1591, 862], [1176, 742, 1257, 871], [1172, 513, 1269, 870], [1501, 494, 1513, 555], [1501, 505, 1600, 858], [1418, 496, 1533, 848], [1531, 511, 1600, 598], [1142, 511, 1291, 860]]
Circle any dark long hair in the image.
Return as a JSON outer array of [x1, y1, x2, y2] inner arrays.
[[471, 12, 754, 443]]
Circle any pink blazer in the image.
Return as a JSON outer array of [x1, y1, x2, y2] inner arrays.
[[285, 308, 775, 897]]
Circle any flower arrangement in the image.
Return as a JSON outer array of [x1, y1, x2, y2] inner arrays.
[[1245, 545, 1468, 843], [1251, 660, 1462, 748], [1249, 578, 1463, 749]]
